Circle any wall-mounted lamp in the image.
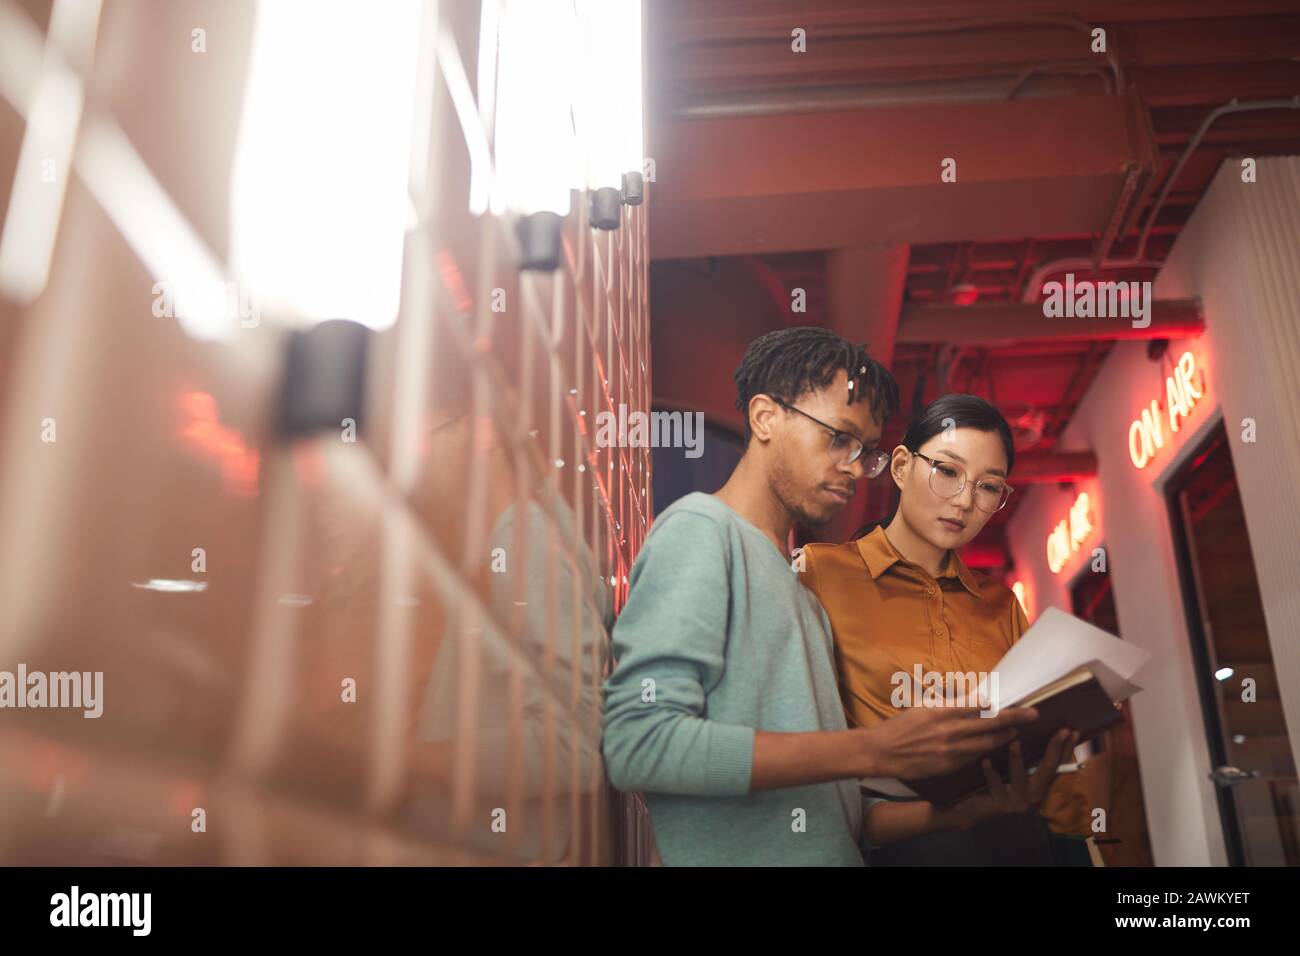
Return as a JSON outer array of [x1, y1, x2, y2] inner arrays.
[[279, 319, 370, 440], [516, 211, 565, 272], [621, 171, 645, 206], [589, 187, 623, 230]]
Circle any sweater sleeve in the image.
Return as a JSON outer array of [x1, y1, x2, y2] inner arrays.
[[601, 510, 756, 797], [860, 792, 890, 849]]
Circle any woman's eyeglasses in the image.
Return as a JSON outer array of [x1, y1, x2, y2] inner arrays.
[[911, 450, 1014, 513], [775, 400, 890, 478]]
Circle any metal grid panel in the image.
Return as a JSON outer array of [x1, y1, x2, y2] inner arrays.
[[0, 0, 652, 865]]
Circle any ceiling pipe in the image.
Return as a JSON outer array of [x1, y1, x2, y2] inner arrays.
[[1007, 61, 1113, 99], [1132, 97, 1300, 262], [666, 14, 1125, 94], [670, 72, 1107, 120], [1021, 96, 1300, 302]]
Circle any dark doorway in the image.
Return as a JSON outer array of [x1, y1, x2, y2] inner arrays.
[[1069, 566, 1154, 866], [1168, 420, 1299, 866]]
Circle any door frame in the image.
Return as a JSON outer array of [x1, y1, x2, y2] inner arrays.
[[1164, 419, 1246, 866]]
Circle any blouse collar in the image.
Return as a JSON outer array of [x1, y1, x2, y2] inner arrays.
[[854, 525, 984, 600]]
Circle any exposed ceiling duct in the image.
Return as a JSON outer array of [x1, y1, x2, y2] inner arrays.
[[648, 92, 1160, 260], [668, 71, 1115, 120], [645, 0, 1300, 558]]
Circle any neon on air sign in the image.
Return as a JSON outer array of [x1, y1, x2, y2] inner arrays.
[[1047, 492, 1094, 574], [1129, 351, 1205, 470]]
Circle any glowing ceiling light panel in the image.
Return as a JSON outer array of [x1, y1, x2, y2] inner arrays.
[[576, 0, 643, 192], [230, 0, 425, 331], [490, 0, 582, 217]]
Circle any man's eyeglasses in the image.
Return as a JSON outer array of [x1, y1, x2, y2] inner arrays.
[[775, 400, 890, 478], [911, 451, 1014, 513]]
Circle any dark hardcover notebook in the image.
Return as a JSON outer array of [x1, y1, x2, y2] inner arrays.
[[899, 670, 1124, 808]]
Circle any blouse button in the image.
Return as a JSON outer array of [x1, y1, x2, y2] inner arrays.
[[925, 586, 936, 597]]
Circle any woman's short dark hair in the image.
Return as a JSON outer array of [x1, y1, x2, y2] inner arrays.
[[733, 326, 899, 443], [900, 393, 1016, 474]]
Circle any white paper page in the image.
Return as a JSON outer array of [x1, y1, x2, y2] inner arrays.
[[990, 607, 1149, 709]]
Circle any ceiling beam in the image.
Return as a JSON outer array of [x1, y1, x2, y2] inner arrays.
[[650, 93, 1158, 259], [1012, 451, 1099, 484]]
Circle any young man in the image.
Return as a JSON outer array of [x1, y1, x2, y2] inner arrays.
[[601, 327, 1039, 865]]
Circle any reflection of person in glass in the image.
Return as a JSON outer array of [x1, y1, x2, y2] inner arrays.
[[798, 395, 1083, 865], [405, 375, 611, 864]]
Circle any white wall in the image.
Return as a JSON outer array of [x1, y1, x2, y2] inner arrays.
[[1005, 156, 1300, 866]]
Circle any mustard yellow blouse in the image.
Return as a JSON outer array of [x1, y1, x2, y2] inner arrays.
[[800, 526, 1090, 835]]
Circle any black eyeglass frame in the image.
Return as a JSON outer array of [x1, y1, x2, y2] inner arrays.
[[773, 399, 890, 477]]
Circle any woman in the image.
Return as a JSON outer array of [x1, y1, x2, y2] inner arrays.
[[799, 394, 1087, 865]]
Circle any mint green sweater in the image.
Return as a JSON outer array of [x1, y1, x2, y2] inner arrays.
[[602, 492, 871, 866]]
